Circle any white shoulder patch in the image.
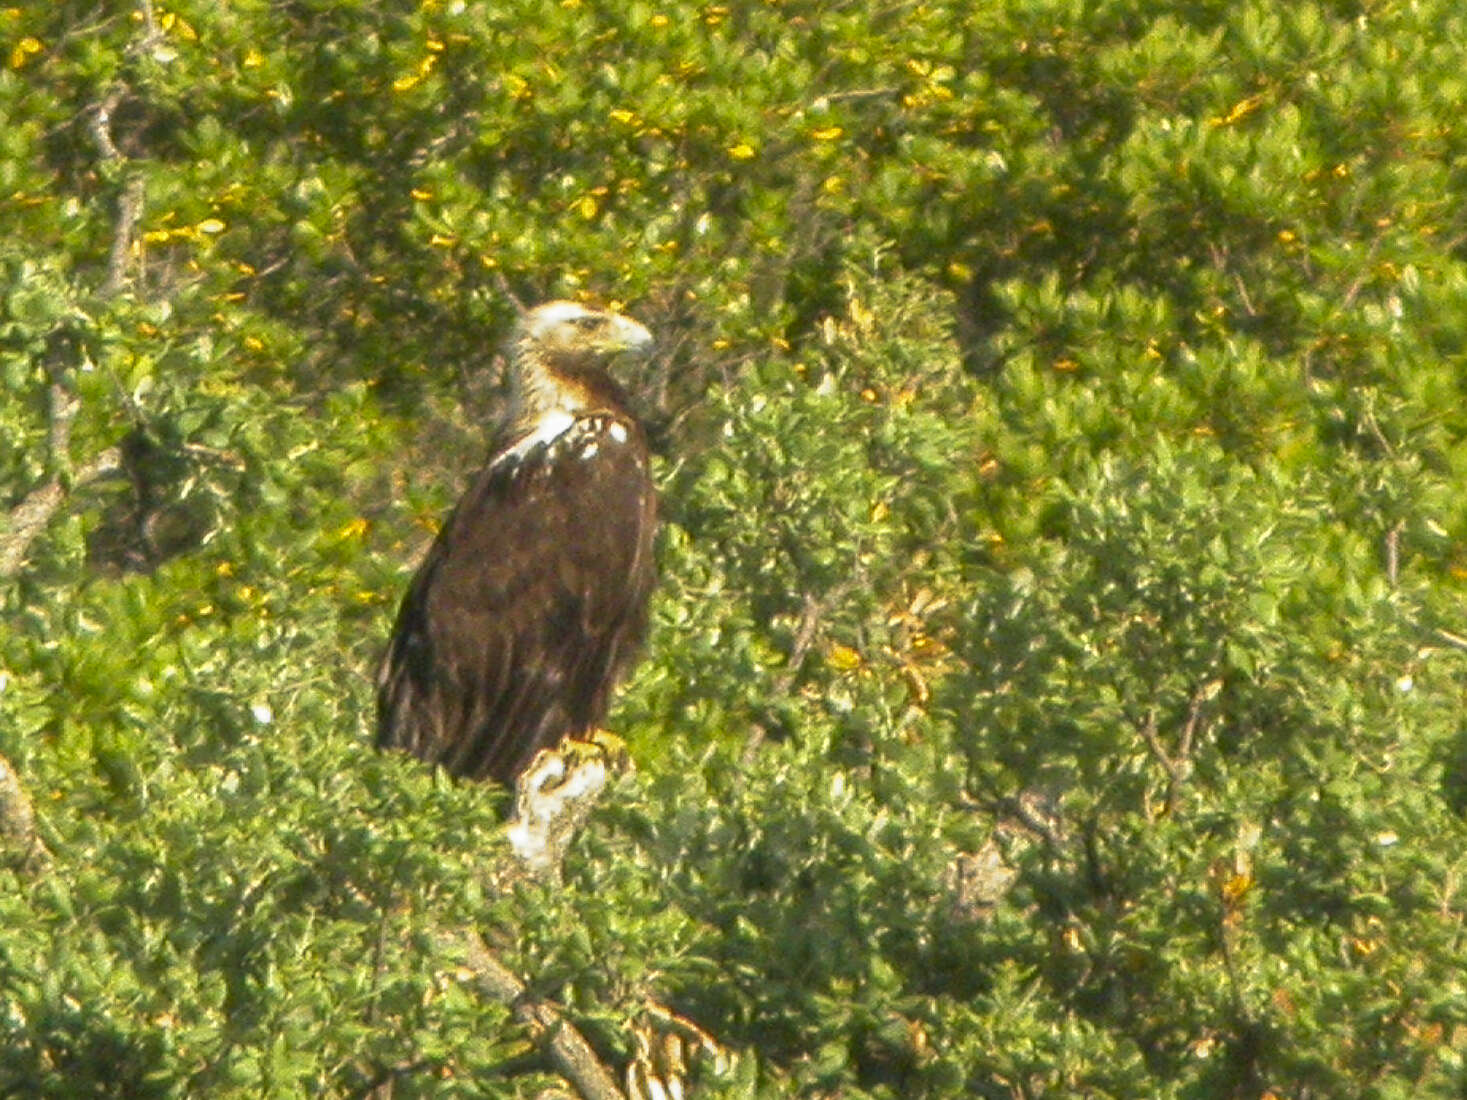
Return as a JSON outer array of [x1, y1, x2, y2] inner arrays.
[[500, 409, 575, 465]]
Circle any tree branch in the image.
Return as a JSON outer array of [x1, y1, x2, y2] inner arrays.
[[1434, 628, 1467, 653], [1136, 709, 1185, 813], [1, 28, 151, 579], [454, 932, 627, 1100], [0, 753, 49, 870], [741, 579, 856, 768], [87, 85, 146, 296], [1385, 521, 1402, 588], [0, 446, 122, 577], [1137, 684, 1214, 816]]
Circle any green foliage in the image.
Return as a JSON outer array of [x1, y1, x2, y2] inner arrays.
[[4, 0, 1467, 1096]]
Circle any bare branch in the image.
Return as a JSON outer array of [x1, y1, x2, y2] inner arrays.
[[85, 86, 125, 162], [104, 175, 146, 297], [741, 580, 855, 768], [87, 85, 146, 297], [1137, 709, 1188, 817], [1177, 690, 1206, 765], [0, 753, 49, 870], [809, 86, 901, 109], [1136, 710, 1184, 800], [454, 932, 627, 1100], [1434, 628, 1467, 653], [1138, 684, 1214, 816], [0, 483, 65, 580], [1385, 522, 1402, 588], [0, 446, 122, 577], [1231, 271, 1259, 318]]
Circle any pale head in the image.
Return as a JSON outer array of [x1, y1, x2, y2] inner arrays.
[[514, 301, 653, 366], [506, 301, 654, 425]]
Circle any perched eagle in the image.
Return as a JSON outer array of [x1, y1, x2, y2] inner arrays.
[[376, 301, 658, 785]]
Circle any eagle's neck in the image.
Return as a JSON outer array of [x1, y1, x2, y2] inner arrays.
[[505, 341, 632, 441], [506, 343, 581, 436]]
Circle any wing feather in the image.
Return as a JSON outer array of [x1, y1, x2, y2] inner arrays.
[[376, 415, 656, 784]]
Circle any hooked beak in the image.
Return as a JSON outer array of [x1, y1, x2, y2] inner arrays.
[[607, 313, 654, 357]]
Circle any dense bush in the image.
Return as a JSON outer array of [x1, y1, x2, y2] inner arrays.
[[3, 0, 1466, 1095]]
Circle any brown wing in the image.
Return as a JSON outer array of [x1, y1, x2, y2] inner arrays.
[[376, 414, 657, 784]]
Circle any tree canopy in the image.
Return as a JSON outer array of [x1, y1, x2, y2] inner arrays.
[[3, 0, 1467, 1096]]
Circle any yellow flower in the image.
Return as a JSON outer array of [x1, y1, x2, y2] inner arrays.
[[1210, 94, 1263, 128], [726, 141, 756, 160], [9, 35, 41, 69], [169, 14, 199, 40]]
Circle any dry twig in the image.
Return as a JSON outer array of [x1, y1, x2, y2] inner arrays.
[[1136, 684, 1214, 816], [741, 581, 855, 768], [1385, 522, 1403, 588]]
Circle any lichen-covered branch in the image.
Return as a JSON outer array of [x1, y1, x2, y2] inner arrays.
[[0, 753, 48, 869], [0, 446, 122, 577], [457, 933, 626, 1100], [1, 12, 152, 580], [86, 85, 146, 297]]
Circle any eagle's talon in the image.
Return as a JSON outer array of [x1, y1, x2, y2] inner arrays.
[[518, 747, 568, 797], [560, 728, 634, 776], [626, 1002, 728, 1100], [506, 743, 611, 875]]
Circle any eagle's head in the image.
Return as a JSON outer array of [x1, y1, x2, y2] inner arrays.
[[516, 301, 653, 369], [508, 301, 654, 423]]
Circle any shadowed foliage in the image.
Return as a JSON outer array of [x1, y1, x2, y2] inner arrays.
[[3, 0, 1467, 1096]]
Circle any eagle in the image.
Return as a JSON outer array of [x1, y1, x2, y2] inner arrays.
[[376, 301, 658, 786]]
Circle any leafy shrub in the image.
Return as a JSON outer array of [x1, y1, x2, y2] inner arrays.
[[3, 0, 1467, 1096]]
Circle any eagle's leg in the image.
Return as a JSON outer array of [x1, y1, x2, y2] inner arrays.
[[504, 731, 632, 876]]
